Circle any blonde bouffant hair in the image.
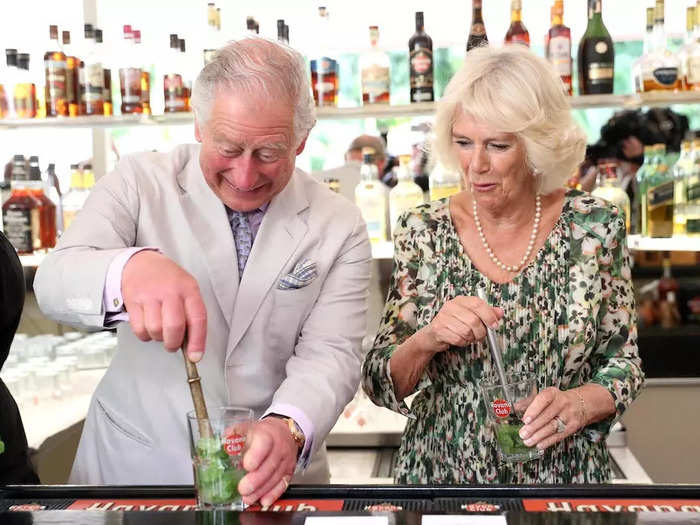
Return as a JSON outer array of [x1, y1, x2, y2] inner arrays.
[[432, 44, 587, 194]]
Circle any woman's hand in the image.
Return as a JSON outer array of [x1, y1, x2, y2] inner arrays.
[[418, 295, 504, 353], [518, 387, 586, 451]]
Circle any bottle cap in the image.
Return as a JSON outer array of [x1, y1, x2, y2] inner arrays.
[[70, 163, 80, 170], [95, 29, 103, 43], [83, 163, 93, 170]]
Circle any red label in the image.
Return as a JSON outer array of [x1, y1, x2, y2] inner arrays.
[[492, 399, 511, 418], [461, 502, 501, 512], [67, 499, 196, 511], [411, 54, 431, 74], [523, 499, 700, 512], [247, 499, 345, 512], [224, 433, 245, 456]]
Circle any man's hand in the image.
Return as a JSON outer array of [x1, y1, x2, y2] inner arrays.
[[121, 251, 207, 361], [238, 418, 299, 507]]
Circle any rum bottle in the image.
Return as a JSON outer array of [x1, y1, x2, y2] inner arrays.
[[2, 155, 41, 254], [2, 49, 18, 119], [505, 0, 529, 46], [95, 29, 113, 116], [13, 53, 36, 119], [672, 139, 693, 236], [164, 34, 186, 113], [360, 26, 391, 105], [82, 24, 104, 116], [467, 0, 488, 51], [27, 156, 56, 250], [180, 39, 191, 111], [646, 144, 673, 238], [409, 11, 434, 103], [643, 0, 682, 92], [310, 6, 339, 107], [133, 30, 151, 115], [119, 25, 142, 114], [577, 0, 614, 95], [546, 0, 572, 95], [62, 31, 81, 116], [44, 25, 68, 117], [591, 162, 630, 232]]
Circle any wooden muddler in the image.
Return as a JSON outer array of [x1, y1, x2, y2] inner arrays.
[[181, 345, 213, 439]]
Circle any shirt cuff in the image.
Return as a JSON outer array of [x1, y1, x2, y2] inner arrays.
[[262, 403, 314, 472], [103, 247, 160, 325]]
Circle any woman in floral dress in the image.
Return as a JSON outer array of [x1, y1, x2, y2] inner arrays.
[[361, 45, 644, 484]]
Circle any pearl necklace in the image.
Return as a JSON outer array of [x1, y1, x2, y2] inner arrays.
[[472, 192, 541, 273]]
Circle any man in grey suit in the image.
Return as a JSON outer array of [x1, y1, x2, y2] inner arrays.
[[34, 38, 370, 506]]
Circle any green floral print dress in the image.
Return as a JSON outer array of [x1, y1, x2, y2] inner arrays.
[[362, 189, 645, 484]]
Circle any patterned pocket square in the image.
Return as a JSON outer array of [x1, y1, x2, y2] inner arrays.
[[278, 258, 317, 290]]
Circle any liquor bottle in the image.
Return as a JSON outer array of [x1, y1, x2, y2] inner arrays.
[[13, 53, 37, 119], [646, 143, 673, 238], [2, 155, 41, 254], [284, 23, 290, 44], [45, 163, 64, 234], [27, 156, 56, 250], [62, 164, 85, 231], [164, 34, 186, 113], [577, 0, 614, 95], [684, 6, 700, 91], [95, 29, 113, 116], [467, 0, 488, 51], [83, 163, 95, 191], [82, 24, 104, 116], [505, 0, 529, 46], [204, 3, 219, 66], [355, 148, 388, 244], [132, 30, 151, 116], [633, 8, 655, 93], [389, 155, 424, 237], [310, 7, 339, 107], [44, 25, 68, 117], [657, 254, 681, 328], [360, 26, 391, 105], [682, 137, 700, 237], [429, 163, 462, 201], [119, 25, 143, 114], [409, 11, 434, 103], [672, 139, 693, 236], [277, 19, 287, 43], [591, 162, 630, 232], [62, 31, 80, 117], [179, 38, 192, 111], [2, 49, 18, 119], [546, 0, 572, 95], [643, 0, 682, 92], [635, 145, 654, 235]]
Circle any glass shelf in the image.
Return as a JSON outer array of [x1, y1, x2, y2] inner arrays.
[[3, 92, 700, 130]]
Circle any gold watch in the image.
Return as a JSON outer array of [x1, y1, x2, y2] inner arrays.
[[267, 414, 305, 453]]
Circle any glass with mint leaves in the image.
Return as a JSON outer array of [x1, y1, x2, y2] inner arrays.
[[481, 373, 541, 463], [187, 406, 254, 510]]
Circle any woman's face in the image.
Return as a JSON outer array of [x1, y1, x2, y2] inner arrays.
[[451, 111, 534, 211]]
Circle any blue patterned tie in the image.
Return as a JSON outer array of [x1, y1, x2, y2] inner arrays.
[[231, 210, 253, 281]]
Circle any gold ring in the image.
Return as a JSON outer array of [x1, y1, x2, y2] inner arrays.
[[554, 416, 566, 434]]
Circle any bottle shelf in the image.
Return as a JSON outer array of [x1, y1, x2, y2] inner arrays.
[[3, 92, 700, 130]]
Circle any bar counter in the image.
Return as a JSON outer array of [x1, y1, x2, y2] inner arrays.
[[2, 484, 700, 523]]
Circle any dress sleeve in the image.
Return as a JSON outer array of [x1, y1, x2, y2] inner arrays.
[[361, 210, 433, 416], [586, 211, 645, 439]]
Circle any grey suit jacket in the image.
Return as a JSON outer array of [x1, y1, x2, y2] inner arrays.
[[34, 144, 371, 485]]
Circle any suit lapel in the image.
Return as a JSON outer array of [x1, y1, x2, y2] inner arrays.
[[177, 147, 237, 329], [227, 171, 309, 353]]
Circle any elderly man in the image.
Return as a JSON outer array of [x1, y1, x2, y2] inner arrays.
[[34, 38, 370, 506]]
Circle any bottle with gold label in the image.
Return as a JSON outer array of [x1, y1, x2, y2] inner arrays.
[[643, 0, 682, 92], [44, 25, 68, 117], [62, 31, 81, 117], [674, 138, 700, 237], [684, 5, 700, 90], [360, 26, 390, 105], [672, 139, 693, 236], [355, 147, 388, 244], [389, 155, 424, 238], [645, 143, 673, 238], [577, 0, 614, 95], [591, 162, 630, 232], [2, 155, 41, 254]]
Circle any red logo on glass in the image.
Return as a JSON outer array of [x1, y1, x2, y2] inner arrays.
[[223, 433, 245, 456], [492, 399, 511, 418]]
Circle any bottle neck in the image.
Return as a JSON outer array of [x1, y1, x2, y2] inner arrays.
[[588, 0, 603, 22], [472, 7, 484, 24], [510, 8, 522, 23]]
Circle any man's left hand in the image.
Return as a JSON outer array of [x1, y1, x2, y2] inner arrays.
[[238, 417, 298, 507], [517, 387, 586, 451]]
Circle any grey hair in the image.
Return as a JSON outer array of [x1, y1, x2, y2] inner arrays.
[[432, 45, 586, 194], [191, 37, 316, 146]]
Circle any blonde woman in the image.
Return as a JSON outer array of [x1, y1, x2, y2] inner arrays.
[[362, 45, 644, 484]]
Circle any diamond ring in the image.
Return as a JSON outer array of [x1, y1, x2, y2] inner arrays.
[[554, 416, 566, 434]]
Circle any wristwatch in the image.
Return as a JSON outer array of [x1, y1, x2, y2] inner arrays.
[[266, 414, 305, 454]]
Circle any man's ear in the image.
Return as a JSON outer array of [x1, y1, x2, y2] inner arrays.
[[194, 119, 203, 143], [295, 133, 310, 156]]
